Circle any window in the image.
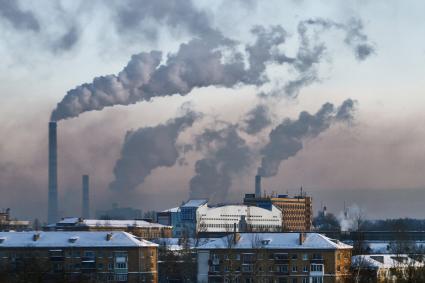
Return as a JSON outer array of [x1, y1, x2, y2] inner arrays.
[[242, 265, 253, 272], [97, 263, 104, 270], [291, 254, 298, 260], [302, 254, 309, 260], [312, 277, 323, 283], [83, 251, 95, 258], [108, 263, 114, 270], [291, 278, 298, 283], [116, 262, 127, 269], [292, 265, 298, 272], [337, 265, 340, 272], [337, 253, 341, 260], [302, 278, 309, 283], [303, 266, 308, 272], [276, 265, 288, 272], [311, 264, 323, 272], [115, 274, 128, 282]]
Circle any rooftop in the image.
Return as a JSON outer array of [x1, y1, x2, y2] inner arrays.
[[181, 199, 208, 208], [55, 217, 171, 228], [352, 254, 424, 269], [197, 233, 352, 250], [0, 231, 157, 248]]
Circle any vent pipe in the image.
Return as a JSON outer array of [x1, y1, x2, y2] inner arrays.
[[48, 121, 59, 224], [255, 175, 261, 198], [82, 175, 90, 218]]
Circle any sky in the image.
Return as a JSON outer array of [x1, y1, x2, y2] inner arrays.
[[1, 0, 425, 221]]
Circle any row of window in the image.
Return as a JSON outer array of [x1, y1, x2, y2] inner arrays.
[[222, 276, 321, 283], [212, 253, 322, 261], [211, 264, 323, 273]]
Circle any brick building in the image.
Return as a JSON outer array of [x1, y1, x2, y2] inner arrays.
[[0, 231, 158, 282], [197, 232, 352, 283]]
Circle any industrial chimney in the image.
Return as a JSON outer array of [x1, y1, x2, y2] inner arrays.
[[48, 121, 59, 224], [82, 175, 90, 218], [255, 175, 262, 198]]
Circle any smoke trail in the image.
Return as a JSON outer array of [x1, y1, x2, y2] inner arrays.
[[114, 0, 217, 40], [0, 0, 40, 32], [258, 99, 356, 177], [189, 124, 251, 201], [242, 104, 272, 135], [109, 110, 199, 192]]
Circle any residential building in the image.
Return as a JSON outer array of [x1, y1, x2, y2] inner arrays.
[[197, 204, 282, 234], [197, 232, 352, 283], [0, 209, 30, 231], [352, 254, 424, 282], [244, 193, 313, 232], [0, 231, 158, 282], [45, 217, 172, 239]]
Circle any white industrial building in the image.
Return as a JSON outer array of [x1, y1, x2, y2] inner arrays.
[[197, 204, 282, 233]]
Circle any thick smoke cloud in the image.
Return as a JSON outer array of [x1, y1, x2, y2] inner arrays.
[[189, 125, 251, 201], [258, 99, 356, 177], [243, 104, 272, 135], [51, 16, 374, 121], [0, 0, 40, 32], [109, 110, 198, 192], [114, 0, 217, 40]]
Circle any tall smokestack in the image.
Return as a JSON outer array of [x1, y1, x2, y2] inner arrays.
[[82, 175, 90, 218], [48, 121, 58, 224], [255, 175, 262, 198]]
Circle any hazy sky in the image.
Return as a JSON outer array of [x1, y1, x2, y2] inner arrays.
[[1, 0, 425, 221]]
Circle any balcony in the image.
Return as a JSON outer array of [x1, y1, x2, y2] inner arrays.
[[310, 258, 324, 264]]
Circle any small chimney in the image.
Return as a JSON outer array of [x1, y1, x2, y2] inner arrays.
[[255, 175, 262, 198], [233, 223, 240, 245], [299, 232, 306, 245], [106, 232, 113, 241], [82, 175, 90, 218], [33, 233, 40, 241]]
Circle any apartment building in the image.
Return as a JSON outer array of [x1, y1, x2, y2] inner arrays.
[[0, 231, 158, 282], [46, 217, 172, 239], [197, 232, 352, 283]]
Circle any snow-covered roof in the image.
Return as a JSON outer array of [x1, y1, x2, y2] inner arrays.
[[197, 233, 352, 250], [0, 231, 157, 248], [161, 207, 179, 213], [182, 199, 208, 208], [56, 218, 171, 228], [352, 254, 424, 269], [154, 237, 220, 251]]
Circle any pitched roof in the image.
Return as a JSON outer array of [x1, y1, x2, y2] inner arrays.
[[56, 218, 171, 228], [0, 231, 157, 248], [197, 233, 352, 250]]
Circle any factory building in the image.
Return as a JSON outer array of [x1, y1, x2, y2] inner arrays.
[[197, 232, 352, 283], [0, 231, 158, 282], [244, 175, 313, 231], [197, 204, 282, 234], [45, 217, 172, 240], [0, 209, 30, 231]]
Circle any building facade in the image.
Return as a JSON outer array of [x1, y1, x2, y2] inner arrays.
[[244, 193, 313, 232], [0, 209, 30, 231], [0, 231, 158, 282], [46, 218, 172, 240], [197, 232, 352, 283], [197, 204, 282, 234], [173, 199, 208, 238]]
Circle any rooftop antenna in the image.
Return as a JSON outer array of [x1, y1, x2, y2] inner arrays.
[[344, 201, 348, 218]]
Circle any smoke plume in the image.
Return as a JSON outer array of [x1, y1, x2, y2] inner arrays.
[[242, 104, 272, 135], [0, 0, 40, 32], [189, 124, 251, 201], [109, 110, 199, 192], [258, 99, 356, 177], [114, 0, 217, 40]]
